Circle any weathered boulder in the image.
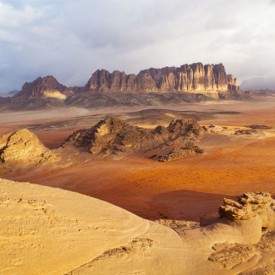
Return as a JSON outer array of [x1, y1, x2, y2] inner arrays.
[[0, 129, 60, 166]]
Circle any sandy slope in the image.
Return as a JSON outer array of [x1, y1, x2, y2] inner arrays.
[[0, 178, 185, 275], [1, 178, 274, 275]]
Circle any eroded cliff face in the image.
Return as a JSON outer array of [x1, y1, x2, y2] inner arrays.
[[86, 63, 239, 93]]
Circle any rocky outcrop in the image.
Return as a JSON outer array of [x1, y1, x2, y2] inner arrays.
[[86, 63, 239, 93], [16, 76, 67, 98], [227, 74, 239, 92], [153, 144, 203, 162], [64, 117, 206, 160], [66, 117, 155, 155], [0, 129, 60, 166], [219, 192, 275, 230]]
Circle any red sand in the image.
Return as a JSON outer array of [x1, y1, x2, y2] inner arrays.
[[2, 100, 275, 221]]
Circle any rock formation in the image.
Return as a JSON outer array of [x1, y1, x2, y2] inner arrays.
[[227, 74, 239, 92], [219, 192, 275, 230], [0, 129, 60, 166], [16, 76, 67, 98], [64, 117, 206, 160], [86, 63, 239, 93], [0, 118, 205, 168]]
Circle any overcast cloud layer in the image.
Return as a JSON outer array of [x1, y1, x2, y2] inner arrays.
[[0, 0, 275, 92]]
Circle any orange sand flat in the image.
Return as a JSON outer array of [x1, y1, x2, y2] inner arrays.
[[2, 99, 275, 221]]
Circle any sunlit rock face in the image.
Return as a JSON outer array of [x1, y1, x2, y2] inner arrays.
[[227, 74, 239, 92], [42, 90, 66, 100], [86, 63, 239, 93]]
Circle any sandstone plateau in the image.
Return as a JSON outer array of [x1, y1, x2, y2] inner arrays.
[[0, 178, 274, 275]]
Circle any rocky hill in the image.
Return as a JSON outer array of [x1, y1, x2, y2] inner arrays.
[[64, 116, 206, 160], [86, 63, 239, 93]]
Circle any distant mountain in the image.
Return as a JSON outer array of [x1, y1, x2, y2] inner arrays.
[[15, 63, 239, 99], [16, 75, 67, 99], [241, 76, 275, 91], [8, 90, 19, 95], [0, 63, 242, 110], [0, 90, 19, 98], [86, 63, 239, 93]]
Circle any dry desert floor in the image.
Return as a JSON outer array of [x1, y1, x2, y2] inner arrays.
[[1, 99, 275, 221]]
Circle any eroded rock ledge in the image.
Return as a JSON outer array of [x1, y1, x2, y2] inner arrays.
[[219, 192, 275, 231]]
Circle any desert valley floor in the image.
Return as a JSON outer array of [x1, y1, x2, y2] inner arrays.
[[1, 98, 275, 221]]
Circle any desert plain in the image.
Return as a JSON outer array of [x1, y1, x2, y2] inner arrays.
[[1, 98, 275, 220], [1, 97, 275, 274]]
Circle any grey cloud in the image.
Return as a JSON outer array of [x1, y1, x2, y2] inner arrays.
[[0, 0, 275, 92]]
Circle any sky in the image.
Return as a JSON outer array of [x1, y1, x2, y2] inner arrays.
[[0, 0, 275, 92]]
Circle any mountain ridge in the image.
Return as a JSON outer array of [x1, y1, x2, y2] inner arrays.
[[16, 63, 239, 98], [0, 63, 242, 110]]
